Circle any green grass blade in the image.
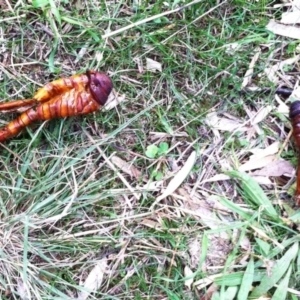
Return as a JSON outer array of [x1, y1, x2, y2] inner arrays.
[[227, 170, 278, 219], [222, 286, 238, 300], [1, 1, 298, 298], [218, 196, 252, 220], [237, 257, 254, 300], [22, 216, 29, 284], [250, 242, 298, 298], [48, 0, 61, 26], [48, 39, 59, 73], [214, 271, 263, 286], [271, 265, 292, 300], [32, 0, 48, 7]]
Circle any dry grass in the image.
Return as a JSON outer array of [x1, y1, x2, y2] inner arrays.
[[0, 0, 300, 299]]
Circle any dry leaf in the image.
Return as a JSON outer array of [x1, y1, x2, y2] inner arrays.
[[142, 179, 163, 191], [240, 236, 251, 251], [184, 266, 194, 290], [219, 158, 232, 171], [239, 142, 279, 172], [205, 112, 245, 132], [201, 173, 230, 184], [206, 195, 233, 213], [0, 0, 8, 9], [239, 154, 277, 172], [205, 112, 220, 139], [252, 159, 295, 177], [249, 142, 280, 158], [146, 58, 162, 72], [264, 66, 280, 85], [111, 155, 142, 180], [199, 283, 219, 300], [281, 1, 300, 24], [245, 126, 257, 140], [141, 218, 163, 231], [154, 151, 196, 203], [184, 200, 229, 239], [188, 237, 201, 269], [224, 42, 242, 54], [281, 11, 300, 24], [168, 157, 180, 172], [194, 276, 220, 290], [246, 112, 264, 135], [133, 56, 144, 73], [251, 105, 273, 125], [17, 279, 29, 300], [264, 54, 300, 84], [104, 91, 126, 111], [242, 48, 261, 88], [239, 253, 251, 266], [275, 94, 289, 115], [267, 19, 300, 39], [289, 85, 300, 101], [149, 131, 189, 140], [251, 175, 273, 185], [77, 259, 107, 300]]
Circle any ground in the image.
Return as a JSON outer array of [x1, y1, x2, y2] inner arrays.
[[0, 1, 299, 299]]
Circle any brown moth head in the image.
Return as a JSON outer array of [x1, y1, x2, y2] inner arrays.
[[290, 101, 300, 119], [290, 100, 300, 148], [87, 70, 113, 106]]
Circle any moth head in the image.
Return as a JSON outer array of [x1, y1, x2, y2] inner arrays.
[[87, 70, 113, 106], [290, 101, 300, 119]]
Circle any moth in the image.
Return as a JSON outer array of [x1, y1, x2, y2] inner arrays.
[[0, 70, 113, 142]]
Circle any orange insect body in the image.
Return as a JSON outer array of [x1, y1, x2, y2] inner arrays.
[[290, 101, 300, 205], [0, 70, 113, 142]]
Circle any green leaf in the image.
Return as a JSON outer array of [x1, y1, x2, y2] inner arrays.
[[49, 0, 61, 25], [145, 145, 158, 158], [61, 16, 84, 26], [86, 29, 101, 42], [222, 286, 238, 300], [154, 171, 163, 181], [255, 238, 271, 256], [227, 170, 278, 219], [32, 0, 49, 8], [161, 117, 174, 134], [151, 170, 163, 181], [297, 248, 300, 273], [237, 138, 249, 147], [157, 142, 169, 155], [218, 196, 252, 220], [289, 210, 300, 222], [250, 242, 298, 297], [237, 257, 254, 300], [48, 39, 58, 72], [30, 192, 63, 214], [200, 234, 208, 268], [214, 271, 263, 286], [271, 265, 292, 300], [211, 292, 220, 300]]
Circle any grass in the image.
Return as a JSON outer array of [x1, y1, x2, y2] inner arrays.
[[0, 0, 299, 299]]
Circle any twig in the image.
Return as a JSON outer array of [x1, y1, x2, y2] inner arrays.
[[102, 0, 205, 39], [84, 130, 141, 200], [0, 14, 26, 22]]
